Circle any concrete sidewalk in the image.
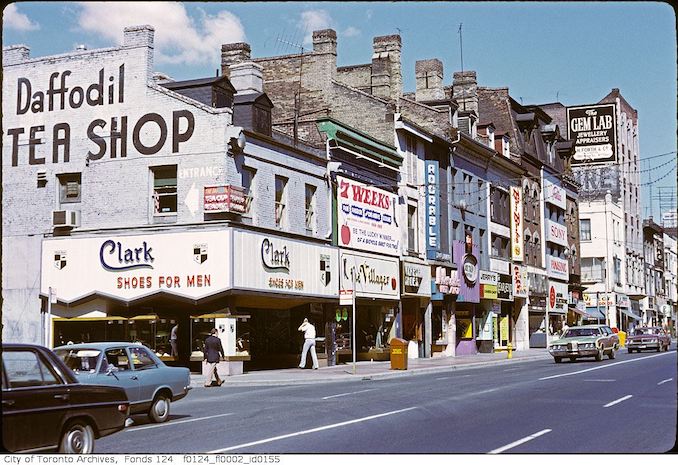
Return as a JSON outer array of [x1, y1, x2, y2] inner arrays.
[[192, 348, 551, 387]]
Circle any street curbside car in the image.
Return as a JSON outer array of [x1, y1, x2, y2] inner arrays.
[[2, 343, 129, 453], [548, 324, 620, 363], [54, 342, 191, 424]]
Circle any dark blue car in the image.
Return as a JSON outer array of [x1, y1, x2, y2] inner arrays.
[[54, 342, 191, 423]]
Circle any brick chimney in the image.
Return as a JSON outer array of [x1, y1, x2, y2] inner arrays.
[[452, 70, 478, 115], [371, 34, 402, 101], [229, 61, 263, 94], [3, 45, 30, 65], [415, 59, 444, 102], [124, 25, 154, 82], [221, 43, 251, 78], [312, 29, 337, 55]]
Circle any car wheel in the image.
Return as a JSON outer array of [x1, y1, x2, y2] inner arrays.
[[554, 357, 562, 363], [59, 421, 95, 454], [149, 394, 171, 423], [595, 349, 603, 361], [569, 357, 577, 363], [608, 349, 616, 360]]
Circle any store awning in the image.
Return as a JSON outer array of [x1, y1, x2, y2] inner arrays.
[[620, 308, 642, 321], [585, 307, 606, 319], [190, 313, 231, 319], [129, 314, 158, 320], [569, 305, 587, 316]]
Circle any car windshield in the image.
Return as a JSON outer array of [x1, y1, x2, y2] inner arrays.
[[54, 349, 101, 374], [633, 328, 660, 336], [562, 328, 600, 338]]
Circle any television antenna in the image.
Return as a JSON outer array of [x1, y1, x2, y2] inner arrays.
[[275, 33, 306, 146]]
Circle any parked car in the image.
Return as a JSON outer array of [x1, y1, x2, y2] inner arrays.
[[2, 343, 129, 453], [626, 326, 671, 353], [548, 324, 620, 363], [54, 342, 191, 423]]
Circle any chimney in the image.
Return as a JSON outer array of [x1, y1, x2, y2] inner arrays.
[[221, 43, 251, 78], [123, 25, 154, 83], [3, 45, 30, 65], [371, 34, 402, 101], [229, 61, 263, 94], [415, 59, 444, 102], [452, 70, 478, 116], [124, 25, 154, 48], [312, 29, 337, 55]]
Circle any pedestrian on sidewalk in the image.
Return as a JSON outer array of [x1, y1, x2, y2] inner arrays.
[[170, 324, 179, 358], [204, 328, 225, 387], [298, 318, 319, 369]]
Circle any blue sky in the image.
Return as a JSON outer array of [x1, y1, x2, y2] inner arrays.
[[4, 1, 676, 219]]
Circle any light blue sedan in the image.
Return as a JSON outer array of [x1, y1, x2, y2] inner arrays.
[[54, 342, 191, 423]]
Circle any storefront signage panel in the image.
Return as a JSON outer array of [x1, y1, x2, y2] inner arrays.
[[545, 219, 568, 247], [512, 264, 528, 298], [547, 280, 569, 314], [567, 104, 617, 166], [543, 176, 566, 210], [510, 186, 524, 262], [454, 240, 479, 303], [232, 229, 338, 298], [479, 270, 498, 300], [336, 175, 400, 256], [546, 255, 569, 279], [41, 230, 230, 302], [340, 251, 399, 300], [432, 266, 460, 300], [401, 262, 431, 297], [424, 160, 441, 260], [3, 50, 222, 168], [497, 273, 514, 301], [204, 185, 247, 214]]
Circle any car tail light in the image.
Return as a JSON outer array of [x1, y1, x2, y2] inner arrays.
[[118, 404, 128, 413]]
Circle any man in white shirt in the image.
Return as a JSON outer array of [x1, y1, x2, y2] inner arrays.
[[298, 318, 319, 369]]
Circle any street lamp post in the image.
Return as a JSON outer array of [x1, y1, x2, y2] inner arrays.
[[604, 191, 611, 327], [352, 271, 357, 376]]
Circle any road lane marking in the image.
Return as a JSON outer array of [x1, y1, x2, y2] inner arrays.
[[207, 407, 417, 453], [488, 429, 552, 454], [583, 379, 616, 382], [503, 368, 521, 372], [436, 377, 452, 380], [539, 352, 673, 381], [603, 395, 633, 408], [657, 378, 673, 385], [322, 389, 376, 400], [125, 413, 234, 432]]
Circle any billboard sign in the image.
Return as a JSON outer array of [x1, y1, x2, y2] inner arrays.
[[336, 176, 400, 256], [425, 160, 441, 259], [567, 104, 617, 166], [510, 186, 524, 262]]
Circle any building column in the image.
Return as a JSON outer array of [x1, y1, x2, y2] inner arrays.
[[514, 298, 529, 350], [424, 301, 432, 358]]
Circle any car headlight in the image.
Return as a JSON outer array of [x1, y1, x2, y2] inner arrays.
[[550, 345, 562, 350], [648, 338, 658, 343], [580, 343, 595, 349]]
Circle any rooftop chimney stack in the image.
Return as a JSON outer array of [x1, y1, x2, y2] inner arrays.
[[2, 44, 30, 65], [229, 61, 264, 94], [371, 34, 402, 101], [452, 70, 478, 116], [415, 59, 444, 102], [312, 29, 337, 55], [221, 43, 252, 78]]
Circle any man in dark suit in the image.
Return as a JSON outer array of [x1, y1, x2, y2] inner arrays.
[[204, 328, 225, 387]]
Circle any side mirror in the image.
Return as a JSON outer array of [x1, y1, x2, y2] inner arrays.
[[106, 365, 119, 375]]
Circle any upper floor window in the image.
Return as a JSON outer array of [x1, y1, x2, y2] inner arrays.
[[405, 135, 417, 185], [305, 184, 316, 232], [241, 167, 256, 215], [275, 175, 288, 227], [407, 204, 418, 253], [151, 166, 177, 215], [58, 173, 82, 204], [580, 219, 591, 241]]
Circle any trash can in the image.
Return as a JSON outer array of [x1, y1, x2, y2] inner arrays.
[[390, 338, 408, 370]]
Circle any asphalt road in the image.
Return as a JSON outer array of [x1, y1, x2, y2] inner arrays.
[[97, 345, 677, 454]]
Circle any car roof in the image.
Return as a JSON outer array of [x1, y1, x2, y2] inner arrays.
[[568, 325, 605, 329]]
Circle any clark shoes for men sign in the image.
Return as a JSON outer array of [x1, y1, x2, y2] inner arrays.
[[336, 175, 400, 257], [232, 230, 338, 298], [567, 104, 617, 166], [41, 230, 230, 304]]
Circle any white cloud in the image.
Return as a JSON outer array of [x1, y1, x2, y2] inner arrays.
[[366, 9, 373, 20], [299, 9, 333, 45], [3, 4, 40, 31], [342, 26, 360, 38], [76, 2, 246, 65]]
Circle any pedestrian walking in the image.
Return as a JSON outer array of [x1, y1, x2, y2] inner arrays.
[[298, 318, 319, 369], [170, 324, 179, 358], [203, 328, 225, 387]]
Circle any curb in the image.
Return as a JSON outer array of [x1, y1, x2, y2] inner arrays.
[[190, 353, 552, 387]]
